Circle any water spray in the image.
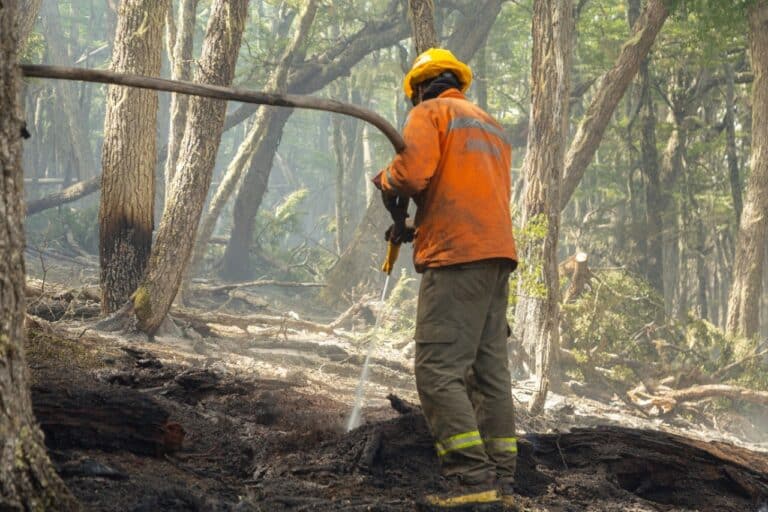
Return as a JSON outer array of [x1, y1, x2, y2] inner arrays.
[[346, 272, 392, 432]]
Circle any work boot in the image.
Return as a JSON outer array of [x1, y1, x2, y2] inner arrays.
[[419, 477, 502, 511], [497, 478, 519, 511]]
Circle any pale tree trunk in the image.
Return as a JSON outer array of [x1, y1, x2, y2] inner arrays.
[[163, 0, 198, 200], [40, 0, 97, 180], [19, 0, 42, 49], [126, 0, 248, 335], [188, 0, 318, 288], [559, 0, 669, 211], [514, 0, 573, 415], [727, 0, 768, 338], [333, 113, 346, 254], [0, 3, 79, 509], [99, 0, 168, 313]]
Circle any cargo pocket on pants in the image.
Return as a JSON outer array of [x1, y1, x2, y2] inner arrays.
[[415, 324, 458, 344]]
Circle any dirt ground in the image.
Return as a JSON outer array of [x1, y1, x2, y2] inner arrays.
[[24, 310, 768, 512], [19, 259, 768, 511]]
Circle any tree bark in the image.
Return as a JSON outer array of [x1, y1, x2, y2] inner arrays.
[[514, 0, 573, 415], [407, 0, 438, 53], [19, 0, 42, 49], [129, 0, 249, 335], [163, 0, 198, 200], [727, 1, 768, 338], [0, 2, 79, 509], [192, 0, 318, 285], [99, 0, 168, 314], [559, 0, 669, 211]]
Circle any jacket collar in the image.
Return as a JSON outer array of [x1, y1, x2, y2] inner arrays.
[[437, 89, 466, 100]]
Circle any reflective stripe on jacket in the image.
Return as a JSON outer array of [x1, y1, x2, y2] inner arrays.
[[381, 89, 517, 271]]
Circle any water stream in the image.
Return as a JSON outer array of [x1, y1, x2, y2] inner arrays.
[[345, 273, 391, 432]]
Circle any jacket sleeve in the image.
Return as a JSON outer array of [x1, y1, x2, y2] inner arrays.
[[381, 106, 441, 197]]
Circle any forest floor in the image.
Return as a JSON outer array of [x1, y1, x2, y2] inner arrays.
[[21, 259, 768, 511]]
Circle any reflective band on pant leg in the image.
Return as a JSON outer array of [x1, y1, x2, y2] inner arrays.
[[484, 437, 518, 454], [435, 430, 483, 457]]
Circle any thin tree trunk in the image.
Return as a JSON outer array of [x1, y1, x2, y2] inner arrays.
[[99, 0, 168, 313], [559, 0, 669, 211], [727, 0, 768, 338], [128, 0, 248, 335], [163, 0, 198, 201], [0, 2, 79, 508], [40, 0, 97, 181], [640, 59, 664, 297], [333, 114, 346, 254], [514, 0, 573, 415], [725, 62, 743, 225]]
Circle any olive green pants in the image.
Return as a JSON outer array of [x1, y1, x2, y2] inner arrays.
[[414, 259, 517, 485]]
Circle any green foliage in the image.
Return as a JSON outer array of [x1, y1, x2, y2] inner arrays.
[[255, 187, 309, 252], [560, 269, 664, 364], [509, 214, 549, 305]]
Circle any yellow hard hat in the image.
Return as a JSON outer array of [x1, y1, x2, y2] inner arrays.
[[403, 48, 473, 100]]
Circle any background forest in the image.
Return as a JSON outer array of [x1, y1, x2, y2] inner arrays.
[[18, 0, 768, 412]]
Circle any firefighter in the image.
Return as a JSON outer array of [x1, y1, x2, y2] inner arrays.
[[373, 48, 519, 510]]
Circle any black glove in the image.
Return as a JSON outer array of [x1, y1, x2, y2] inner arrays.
[[381, 190, 399, 217], [385, 223, 415, 244]]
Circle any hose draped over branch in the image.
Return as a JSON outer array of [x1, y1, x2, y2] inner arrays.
[[20, 64, 406, 153]]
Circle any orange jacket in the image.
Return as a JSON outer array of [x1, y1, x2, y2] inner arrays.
[[380, 89, 517, 271]]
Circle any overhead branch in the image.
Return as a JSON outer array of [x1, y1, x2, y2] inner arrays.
[[559, 0, 669, 211], [21, 64, 406, 153]]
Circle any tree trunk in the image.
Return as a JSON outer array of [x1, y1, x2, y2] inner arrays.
[[163, 0, 198, 201], [0, 3, 79, 508], [514, 0, 573, 415], [191, 0, 318, 287], [220, 108, 293, 281], [128, 0, 248, 335], [725, 62, 743, 225], [333, 113, 346, 254], [40, 0, 97, 181], [19, 0, 42, 49], [407, 0, 438, 53], [640, 58, 664, 297], [559, 0, 669, 211], [99, 0, 168, 314], [727, 1, 768, 338]]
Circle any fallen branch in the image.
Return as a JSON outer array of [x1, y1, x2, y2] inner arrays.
[[26, 175, 101, 216], [629, 383, 768, 414], [21, 64, 405, 153], [195, 279, 325, 294], [172, 309, 340, 336]]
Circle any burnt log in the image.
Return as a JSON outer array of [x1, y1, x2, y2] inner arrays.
[[31, 381, 184, 456]]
